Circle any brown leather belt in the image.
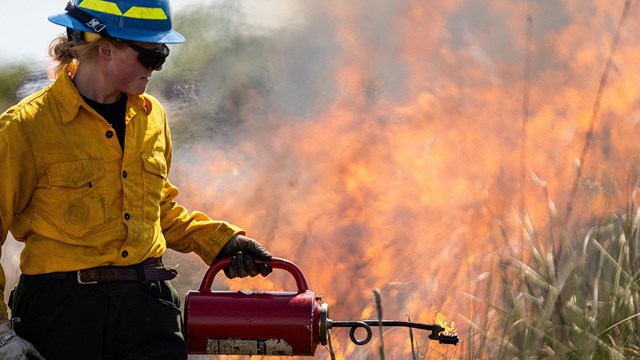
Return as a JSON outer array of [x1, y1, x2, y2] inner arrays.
[[38, 257, 178, 284]]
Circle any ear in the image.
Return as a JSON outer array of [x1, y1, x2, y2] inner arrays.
[[97, 41, 113, 60]]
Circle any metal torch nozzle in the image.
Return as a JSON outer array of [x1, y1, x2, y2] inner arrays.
[[328, 319, 460, 346], [428, 328, 460, 345]]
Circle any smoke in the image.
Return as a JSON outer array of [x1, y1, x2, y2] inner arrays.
[[160, 0, 640, 351], [1, 235, 22, 307]]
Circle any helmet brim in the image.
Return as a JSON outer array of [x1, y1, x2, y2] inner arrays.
[[48, 13, 185, 44]]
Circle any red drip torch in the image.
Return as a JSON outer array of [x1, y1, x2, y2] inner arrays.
[[185, 257, 459, 356]]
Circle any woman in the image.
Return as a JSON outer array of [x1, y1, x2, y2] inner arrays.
[[0, 0, 272, 359]]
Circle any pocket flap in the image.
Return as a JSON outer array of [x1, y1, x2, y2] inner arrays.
[[47, 160, 105, 187], [142, 151, 168, 178]]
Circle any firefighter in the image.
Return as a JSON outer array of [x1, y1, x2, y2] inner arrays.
[[0, 0, 273, 358]]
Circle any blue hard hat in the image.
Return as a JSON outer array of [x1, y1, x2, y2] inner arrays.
[[48, 0, 185, 44]]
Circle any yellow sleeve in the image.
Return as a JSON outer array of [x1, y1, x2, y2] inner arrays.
[[159, 179, 244, 264], [0, 111, 37, 319]]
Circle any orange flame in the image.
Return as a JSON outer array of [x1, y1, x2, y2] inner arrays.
[[166, 0, 640, 358], [436, 312, 457, 335]]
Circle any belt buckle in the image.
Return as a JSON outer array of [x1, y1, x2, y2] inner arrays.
[[77, 270, 98, 285]]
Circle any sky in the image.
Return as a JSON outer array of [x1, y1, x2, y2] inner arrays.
[[0, 0, 208, 65]]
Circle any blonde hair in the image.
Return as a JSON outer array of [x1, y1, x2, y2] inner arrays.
[[47, 32, 125, 79]]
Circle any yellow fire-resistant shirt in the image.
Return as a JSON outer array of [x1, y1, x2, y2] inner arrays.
[[0, 72, 243, 319]]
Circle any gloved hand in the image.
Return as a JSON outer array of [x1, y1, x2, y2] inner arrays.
[[215, 235, 273, 278], [0, 320, 45, 360]]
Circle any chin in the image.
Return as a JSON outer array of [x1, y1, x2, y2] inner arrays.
[[128, 86, 148, 96]]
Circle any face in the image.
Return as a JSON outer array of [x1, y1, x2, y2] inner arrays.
[[105, 42, 167, 96]]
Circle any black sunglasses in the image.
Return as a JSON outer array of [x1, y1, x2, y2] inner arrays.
[[126, 43, 170, 71]]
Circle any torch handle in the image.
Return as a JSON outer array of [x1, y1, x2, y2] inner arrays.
[[198, 257, 311, 293]]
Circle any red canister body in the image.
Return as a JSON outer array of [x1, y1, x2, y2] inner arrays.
[[185, 258, 322, 356]]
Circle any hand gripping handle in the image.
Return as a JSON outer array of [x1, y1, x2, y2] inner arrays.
[[198, 257, 310, 293]]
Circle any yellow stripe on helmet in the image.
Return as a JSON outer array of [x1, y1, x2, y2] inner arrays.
[[78, 0, 122, 15], [124, 7, 168, 20], [78, 0, 168, 20]]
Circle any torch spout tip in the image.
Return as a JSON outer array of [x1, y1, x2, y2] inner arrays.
[[429, 332, 460, 345]]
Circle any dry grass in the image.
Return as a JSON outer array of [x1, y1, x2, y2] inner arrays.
[[466, 204, 640, 359]]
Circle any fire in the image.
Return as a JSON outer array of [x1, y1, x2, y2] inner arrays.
[[436, 313, 457, 336], [164, 0, 640, 358]]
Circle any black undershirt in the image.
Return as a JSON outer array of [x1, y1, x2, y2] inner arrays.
[[82, 94, 128, 151]]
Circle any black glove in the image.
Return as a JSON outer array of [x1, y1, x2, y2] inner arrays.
[[215, 235, 273, 278]]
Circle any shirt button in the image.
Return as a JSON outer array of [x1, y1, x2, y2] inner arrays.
[[122, 171, 128, 179], [124, 213, 131, 221], [106, 130, 114, 138], [121, 250, 129, 258]]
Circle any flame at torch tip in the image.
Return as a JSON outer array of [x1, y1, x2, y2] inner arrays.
[[436, 312, 457, 335]]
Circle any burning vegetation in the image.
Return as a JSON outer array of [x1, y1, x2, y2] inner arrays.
[[0, 0, 619, 358]]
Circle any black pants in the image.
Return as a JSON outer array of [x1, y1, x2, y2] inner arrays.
[[9, 274, 188, 360]]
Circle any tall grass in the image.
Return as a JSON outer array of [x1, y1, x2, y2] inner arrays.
[[468, 202, 640, 359], [471, 2, 640, 357]]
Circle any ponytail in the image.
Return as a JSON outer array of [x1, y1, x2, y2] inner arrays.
[[48, 33, 105, 80]]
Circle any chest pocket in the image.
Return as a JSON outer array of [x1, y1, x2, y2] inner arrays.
[[141, 151, 167, 223], [46, 159, 108, 238]]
